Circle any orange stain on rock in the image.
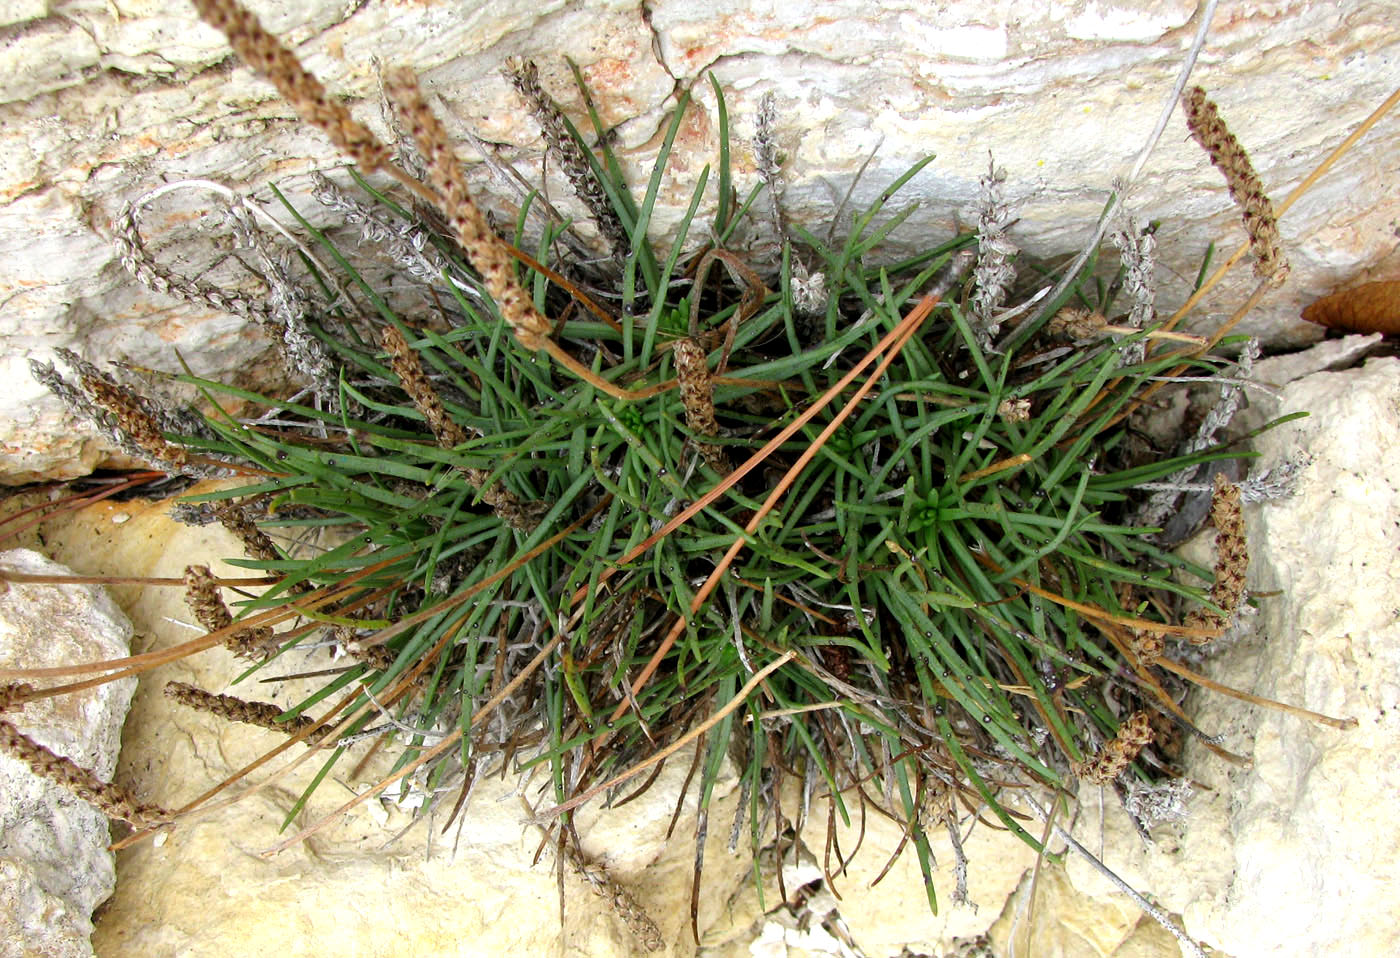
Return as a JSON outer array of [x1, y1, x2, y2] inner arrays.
[[672, 105, 714, 172], [0, 180, 40, 204]]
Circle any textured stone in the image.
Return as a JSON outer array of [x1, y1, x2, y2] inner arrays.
[[791, 798, 1038, 955], [0, 857, 96, 958], [1056, 356, 1400, 956], [24, 491, 750, 958], [0, 2, 48, 29], [986, 863, 1167, 957], [3, 0, 1399, 482], [1187, 356, 1400, 956], [0, 548, 137, 956]]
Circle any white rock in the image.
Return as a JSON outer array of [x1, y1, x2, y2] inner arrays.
[[1190, 357, 1400, 956], [0, 857, 97, 958], [0, 1, 48, 29], [2, 0, 1398, 482], [0, 548, 138, 954]]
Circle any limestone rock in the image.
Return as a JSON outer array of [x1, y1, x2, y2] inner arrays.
[[790, 798, 1038, 955], [1189, 356, 1400, 956], [25, 492, 750, 958], [1058, 356, 1400, 956], [987, 862, 1177, 957], [0, 548, 138, 956], [3, 0, 1399, 482], [0, 857, 97, 958]]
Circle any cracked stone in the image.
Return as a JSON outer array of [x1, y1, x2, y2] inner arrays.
[[3, 1, 1398, 483]]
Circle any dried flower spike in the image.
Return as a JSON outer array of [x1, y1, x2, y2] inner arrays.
[[79, 371, 190, 470], [381, 68, 554, 354], [997, 398, 1031, 423], [0, 682, 33, 713], [30, 349, 224, 478], [189, 0, 390, 173], [1128, 628, 1166, 663], [1182, 86, 1288, 281], [506, 57, 629, 263], [184, 564, 276, 659], [563, 841, 664, 952], [969, 156, 1018, 342], [673, 338, 730, 474], [753, 91, 786, 240], [381, 323, 468, 448], [165, 681, 330, 741], [335, 624, 401, 674], [1109, 212, 1157, 343], [212, 500, 281, 563], [379, 324, 541, 530], [1184, 473, 1248, 641], [116, 203, 275, 323], [1073, 711, 1154, 785], [1048, 307, 1109, 342], [0, 720, 171, 828]]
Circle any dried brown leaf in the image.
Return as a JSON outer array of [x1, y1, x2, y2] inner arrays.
[[1301, 279, 1400, 335]]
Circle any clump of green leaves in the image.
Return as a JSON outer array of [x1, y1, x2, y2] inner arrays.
[[113, 66, 1285, 929]]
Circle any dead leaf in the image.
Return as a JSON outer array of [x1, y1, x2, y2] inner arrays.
[[1301, 280, 1400, 334]]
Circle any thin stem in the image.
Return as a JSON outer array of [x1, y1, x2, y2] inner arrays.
[[1021, 793, 1207, 958]]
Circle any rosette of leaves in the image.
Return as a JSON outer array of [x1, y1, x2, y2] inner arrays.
[[132, 71, 1284, 925]]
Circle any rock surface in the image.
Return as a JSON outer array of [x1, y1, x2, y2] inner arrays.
[[1056, 355, 1400, 956], [0, 548, 138, 958], [3, 0, 1399, 482], [1185, 356, 1400, 955], [0, 857, 101, 958], [23, 494, 753, 958]]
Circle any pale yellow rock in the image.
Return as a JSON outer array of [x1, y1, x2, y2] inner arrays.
[[0, 14, 99, 104], [25, 490, 750, 958], [985, 861, 1190, 958], [1055, 357, 1400, 957], [789, 797, 1038, 955], [989, 864, 1136, 957]]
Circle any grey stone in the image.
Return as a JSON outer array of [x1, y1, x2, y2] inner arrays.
[[0, 548, 136, 952], [0, 857, 95, 958]]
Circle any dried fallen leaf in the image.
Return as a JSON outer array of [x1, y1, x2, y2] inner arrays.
[[1301, 279, 1400, 334]]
